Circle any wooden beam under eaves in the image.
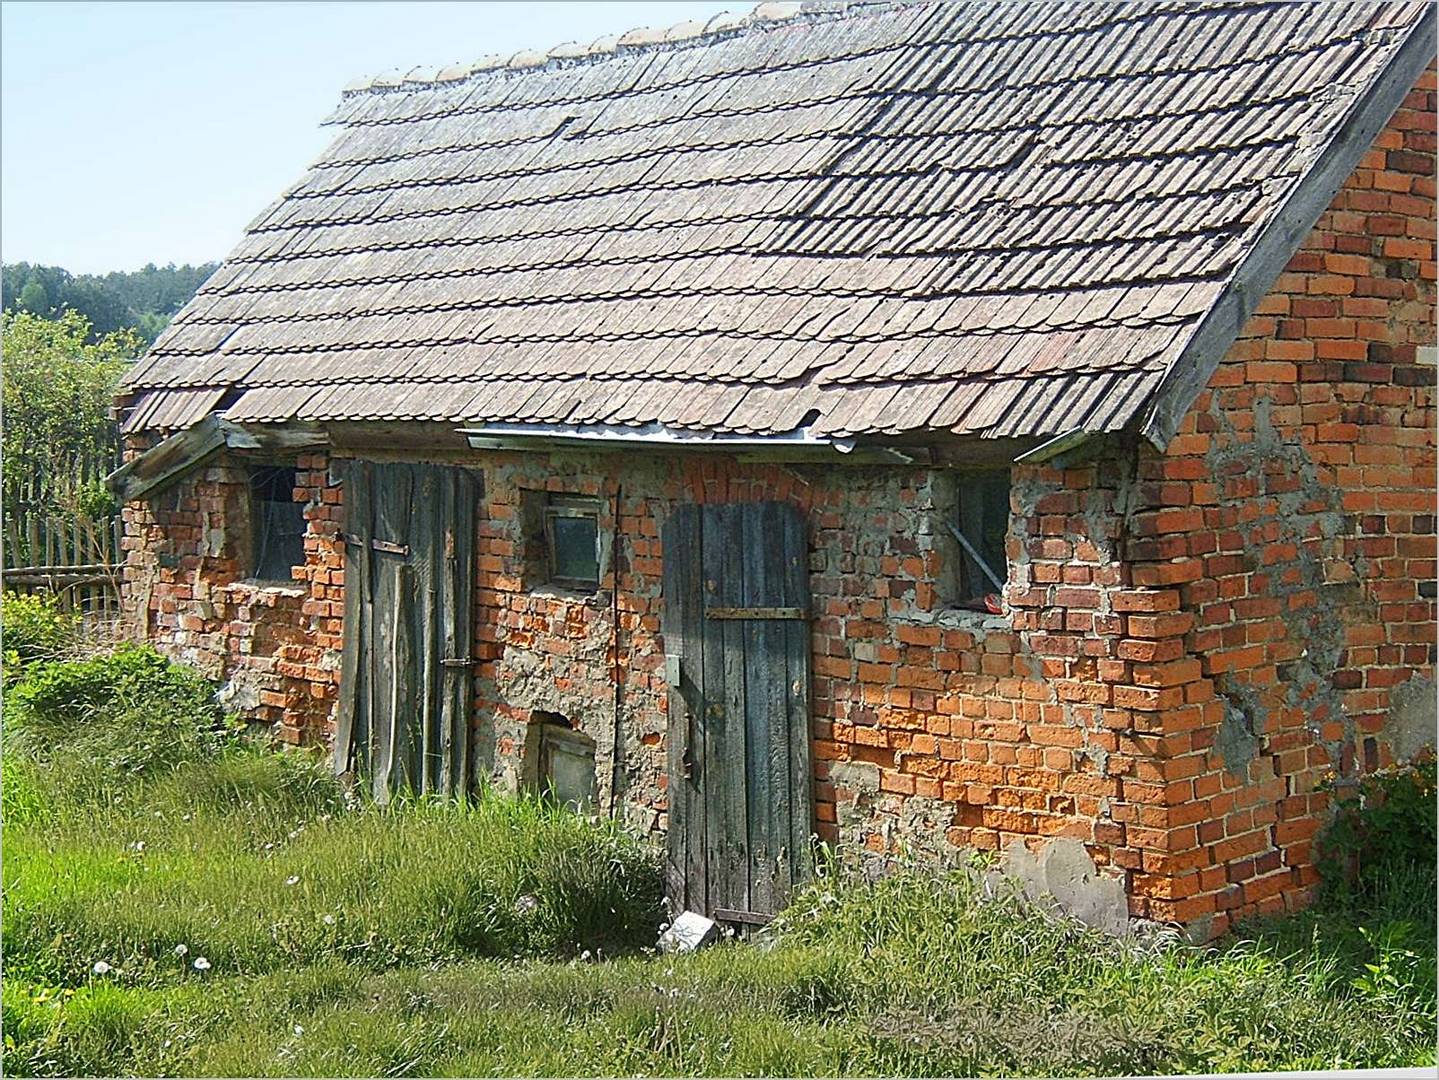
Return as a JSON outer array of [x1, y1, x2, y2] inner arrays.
[[106, 414, 227, 503], [107, 417, 330, 502]]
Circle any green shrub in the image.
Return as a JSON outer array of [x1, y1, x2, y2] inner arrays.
[[6, 644, 234, 785], [1, 593, 78, 685], [1317, 757, 1437, 920]]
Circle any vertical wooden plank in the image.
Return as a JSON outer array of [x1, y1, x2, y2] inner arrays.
[[369, 462, 409, 802], [332, 460, 363, 778], [661, 504, 705, 912], [780, 502, 814, 895], [353, 461, 375, 788], [390, 561, 417, 796], [717, 502, 749, 915], [741, 502, 778, 917], [437, 466, 459, 798], [699, 504, 730, 917], [680, 503, 707, 914], [413, 465, 440, 794], [451, 467, 477, 799]]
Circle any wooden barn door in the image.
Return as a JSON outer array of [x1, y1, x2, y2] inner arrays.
[[661, 500, 813, 924], [333, 460, 478, 801]]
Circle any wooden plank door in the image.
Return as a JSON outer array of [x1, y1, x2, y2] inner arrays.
[[661, 500, 813, 922], [332, 460, 478, 801]]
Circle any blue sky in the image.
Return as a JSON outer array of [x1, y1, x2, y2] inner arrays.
[[1, 1, 735, 274]]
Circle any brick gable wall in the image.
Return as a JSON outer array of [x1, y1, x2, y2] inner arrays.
[[1114, 65, 1437, 934]]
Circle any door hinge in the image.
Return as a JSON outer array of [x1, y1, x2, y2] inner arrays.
[[440, 657, 476, 668]]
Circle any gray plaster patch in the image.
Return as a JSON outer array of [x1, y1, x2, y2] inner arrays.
[[1004, 838, 1129, 936], [1216, 692, 1260, 774], [1387, 674, 1437, 761], [830, 760, 882, 795], [216, 668, 263, 713]]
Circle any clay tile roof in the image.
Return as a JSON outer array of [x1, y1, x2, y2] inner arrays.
[[120, 0, 1435, 446]]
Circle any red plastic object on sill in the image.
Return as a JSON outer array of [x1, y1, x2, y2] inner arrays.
[[984, 593, 1003, 615]]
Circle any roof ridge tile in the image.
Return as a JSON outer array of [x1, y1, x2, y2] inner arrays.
[[341, 0, 910, 96]]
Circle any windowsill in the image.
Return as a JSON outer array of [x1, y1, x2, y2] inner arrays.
[[527, 583, 603, 605], [228, 578, 306, 597], [893, 606, 1009, 633]]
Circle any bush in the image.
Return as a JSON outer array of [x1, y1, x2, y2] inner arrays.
[[1, 593, 78, 685], [1317, 757, 1437, 920], [6, 644, 234, 785]]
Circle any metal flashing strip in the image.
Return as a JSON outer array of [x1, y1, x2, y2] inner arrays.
[[457, 422, 915, 463]]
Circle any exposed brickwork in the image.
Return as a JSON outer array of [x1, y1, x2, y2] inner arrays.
[[120, 75, 1435, 933], [1116, 69, 1438, 935], [119, 446, 344, 745]]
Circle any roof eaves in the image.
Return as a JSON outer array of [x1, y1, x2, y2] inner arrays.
[[1138, 6, 1437, 450]]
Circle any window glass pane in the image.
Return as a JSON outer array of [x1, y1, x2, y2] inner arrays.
[[549, 513, 598, 586]]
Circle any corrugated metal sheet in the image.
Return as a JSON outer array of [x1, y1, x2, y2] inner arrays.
[[122, 0, 1428, 438]]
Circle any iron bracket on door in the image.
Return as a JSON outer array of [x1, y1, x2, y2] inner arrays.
[[705, 606, 807, 620], [340, 532, 410, 557], [440, 657, 476, 669]]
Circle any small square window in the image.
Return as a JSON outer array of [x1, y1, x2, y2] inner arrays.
[[250, 465, 306, 582], [542, 494, 601, 591]]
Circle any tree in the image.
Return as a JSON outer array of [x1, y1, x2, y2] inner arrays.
[[16, 280, 49, 315], [1, 310, 141, 566], [2, 261, 218, 347]]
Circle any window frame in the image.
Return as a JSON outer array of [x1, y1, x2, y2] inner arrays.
[[541, 495, 602, 592], [947, 468, 1011, 611]]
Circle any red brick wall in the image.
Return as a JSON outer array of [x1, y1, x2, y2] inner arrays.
[[471, 451, 1159, 885], [119, 448, 344, 745], [1117, 69, 1437, 935]]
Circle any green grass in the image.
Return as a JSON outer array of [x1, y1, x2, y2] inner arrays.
[[2, 645, 1435, 1076]]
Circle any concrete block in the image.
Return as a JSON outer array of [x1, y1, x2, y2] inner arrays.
[[657, 911, 718, 953]]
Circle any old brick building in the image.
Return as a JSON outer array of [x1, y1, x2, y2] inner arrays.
[[114, 0, 1436, 937]]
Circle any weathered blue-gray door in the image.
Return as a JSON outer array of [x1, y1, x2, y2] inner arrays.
[[332, 460, 478, 801], [662, 500, 813, 923]]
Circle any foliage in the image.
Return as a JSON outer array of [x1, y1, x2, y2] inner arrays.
[[1, 309, 137, 566], [3, 261, 216, 345], [4, 861, 1433, 1078], [5, 644, 233, 792], [1317, 757, 1438, 917], [1, 593, 78, 685], [2, 648, 662, 994], [1, 650, 1432, 1076]]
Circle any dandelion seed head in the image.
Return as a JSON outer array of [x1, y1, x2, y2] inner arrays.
[[92, 960, 112, 975], [193, 956, 211, 971], [285, 875, 300, 886], [323, 914, 336, 926], [174, 944, 189, 957]]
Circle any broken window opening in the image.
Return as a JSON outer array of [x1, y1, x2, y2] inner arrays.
[[524, 712, 597, 812], [250, 465, 306, 582], [946, 469, 1010, 613]]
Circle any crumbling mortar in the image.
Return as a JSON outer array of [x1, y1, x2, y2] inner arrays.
[[1203, 393, 1378, 778]]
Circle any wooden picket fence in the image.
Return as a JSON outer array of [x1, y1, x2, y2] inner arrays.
[[3, 442, 124, 621]]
